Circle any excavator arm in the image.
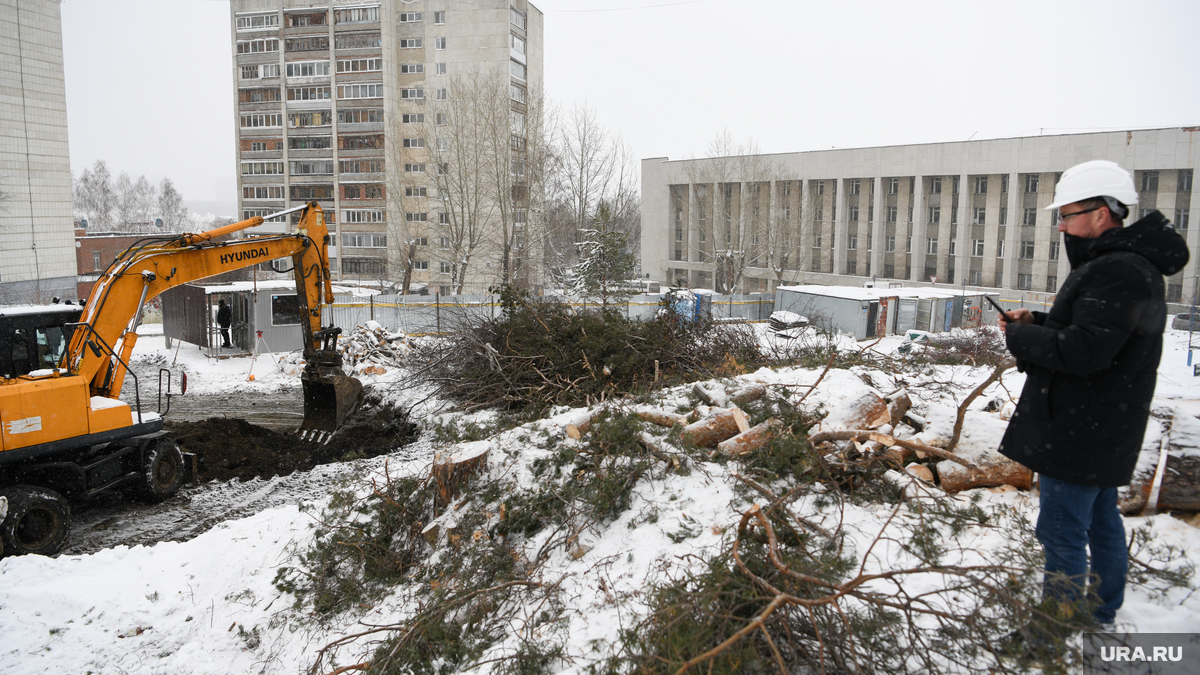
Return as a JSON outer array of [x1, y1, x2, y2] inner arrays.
[[67, 202, 362, 437]]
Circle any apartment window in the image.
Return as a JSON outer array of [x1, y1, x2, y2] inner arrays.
[[438, 138, 450, 151], [432, 261, 449, 274], [342, 233, 387, 248], [999, 207, 1008, 225], [928, 207, 940, 224], [237, 38, 279, 54], [343, 185, 360, 199], [434, 37, 446, 50], [812, 233, 821, 248], [1140, 171, 1159, 192], [997, 240, 1005, 258], [236, 13, 279, 31], [340, 135, 383, 150], [849, 179, 860, 195], [240, 161, 285, 175], [290, 184, 333, 200], [951, 209, 958, 226], [948, 239, 956, 255], [91, 250, 102, 271], [289, 160, 334, 175], [338, 109, 383, 124], [1176, 209, 1190, 230], [1019, 241, 1035, 259], [437, 163, 448, 175], [286, 61, 330, 78], [343, 209, 385, 223], [868, 205, 874, 222], [338, 58, 383, 73], [888, 178, 899, 195], [412, 260, 429, 271], [1049, 240, 1060, 261], [434, 11, 446, 24], [400, 88, 425, 100], [885, 236, 896, 252], [510, 6, 527, 30], [240, 65, 260, 80], [1001, 174, 1009, 194], [401, 187, 426, 198], [814, 206, 823, 221], [398, 12, 422, 23], [1017, 274, 1032, 290], [906, 236, 912, 253], [405, 163, 426, 173], [908, 205, 913, 223], [335, 7, 378, 24], [849, 206, 859, 222], [288, 110, 332, 128], [399, 38, 423, 49], [1025, 174, 1039, 193], [436, 236, 448, 249], [953, 176, 961, 194], [243, 186, 285, 200], [1022, 207, 1037, 226], [339, 159, 383, 174], [437, 63, 448, 76], [847, 234, 857, 250], [972, 239, 985, 257], [975, 176, 988, 194], [288, 136, 331, 150], [969, 270, 982, 285], [510, 60, 525, 80], [238, 88, 281, 103], [1046, 276, 1058, 292], [405, 212, 428, 223], [249, 142, 268, 151], [926, 238, 937, 254], [402, 113, 425, 124], [338, 83, 383, 99], [436, 113, 447, 126], [287, 86, 330, 101], [285, 36, 328, 52], [816, 180, 824, 195], [402, 138, 425, 149], [239, 113, 282, 128], [930, 177, 942, 194], [335, 33, 381, 49], [973, 207, 986, 225], [1180, 169, 1194, 192], [510, 84, 526, 104]]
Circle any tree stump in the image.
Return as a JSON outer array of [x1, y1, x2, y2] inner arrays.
[[432, 441, 490, 508], [680, 407, 749, 447], [717, 418, 781, 456], [565, 410, 602, 439]]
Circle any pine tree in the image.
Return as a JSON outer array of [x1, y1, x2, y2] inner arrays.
[[571, 200, 637, 310]]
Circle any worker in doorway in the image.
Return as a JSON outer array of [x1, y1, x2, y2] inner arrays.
[[217, 299, 232, 348], [997, 160, 1189, 635]]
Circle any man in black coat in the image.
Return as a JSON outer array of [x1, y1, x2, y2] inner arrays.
[[998, 160, 1189, 629], [217, 298, 232, 348]]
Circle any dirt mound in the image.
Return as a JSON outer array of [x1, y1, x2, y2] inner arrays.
[[167, 406, 417, 483]]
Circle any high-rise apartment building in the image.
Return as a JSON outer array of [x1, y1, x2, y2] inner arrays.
[[643, 128, 1199, 301], [0, 0, 78, 302], [230, 0, 543, 293]]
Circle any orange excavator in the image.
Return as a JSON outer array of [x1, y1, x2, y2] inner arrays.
[[0, 202, 362, 557]]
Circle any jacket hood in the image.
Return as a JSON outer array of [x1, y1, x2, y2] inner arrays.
[[1071, 210, 1190, 275]]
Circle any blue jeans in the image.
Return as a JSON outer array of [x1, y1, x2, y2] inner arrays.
[[1036, 475, 1127, 624]]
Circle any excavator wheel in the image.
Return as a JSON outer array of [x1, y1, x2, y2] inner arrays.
[[135, 439, 185, 503], [0, 485, 71, 557]]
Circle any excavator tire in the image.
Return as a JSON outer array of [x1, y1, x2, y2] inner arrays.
[[135, 438, 185, 503], [0, 485, 70, 557]]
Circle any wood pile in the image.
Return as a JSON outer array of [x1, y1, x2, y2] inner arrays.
[[337, 321, 411, 374]]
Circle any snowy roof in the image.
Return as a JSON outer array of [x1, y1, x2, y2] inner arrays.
[[777, 285, 999, 301], [193, 280, 356, 295], [0, 304, 84, 317]]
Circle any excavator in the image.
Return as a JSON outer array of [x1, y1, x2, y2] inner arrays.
[[0, 202, 363, 557]]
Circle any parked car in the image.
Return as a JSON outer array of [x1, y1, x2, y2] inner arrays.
[[1172, 314, 1200, 331]]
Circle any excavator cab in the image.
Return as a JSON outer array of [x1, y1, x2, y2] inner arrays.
[[0, 304, 84, 378]]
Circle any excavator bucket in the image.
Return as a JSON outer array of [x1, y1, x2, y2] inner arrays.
[[299, 363, 364, 443]]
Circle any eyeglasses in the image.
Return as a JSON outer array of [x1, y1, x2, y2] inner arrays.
[[1056, 206, 1103, 225]]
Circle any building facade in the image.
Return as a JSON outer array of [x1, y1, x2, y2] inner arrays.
[[0, 0, 78, 303], [230, 0, 543, 293], [643, 128, 1198, 301]]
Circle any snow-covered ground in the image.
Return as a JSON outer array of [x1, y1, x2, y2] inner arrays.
[[3, 323, 1200, 673]]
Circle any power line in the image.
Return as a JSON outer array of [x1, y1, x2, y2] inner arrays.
[[548, 0, 707, 12]]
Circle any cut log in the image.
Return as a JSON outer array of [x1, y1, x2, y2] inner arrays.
[[693, 383, 729, 408], [632, 406, 686, 428], [681, 407, 749, 447], [885, 390, 912, 428], [817, 391, 891, 432], [718, 418, 782, 456], [692, 383, 716, 405], [1155, 454, 1200, 511], [905, 463, 934, 484], [432, 441, 490, 508], [565, 410, 602, 439], [730, 383, 767, 407], [936, 452, 1032, 493]]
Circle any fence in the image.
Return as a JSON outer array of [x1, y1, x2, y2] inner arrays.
[[323, 293, 776, 336]]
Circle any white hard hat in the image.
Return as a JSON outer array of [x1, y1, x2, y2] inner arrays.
[[1045, 160, 1138, 211]]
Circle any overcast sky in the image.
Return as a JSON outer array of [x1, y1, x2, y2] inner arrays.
[[60, 0, 1200, 216]]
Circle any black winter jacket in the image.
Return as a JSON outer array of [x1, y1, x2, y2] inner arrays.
[[998, 211, 1189, 487], [217, 304, 232, 328]]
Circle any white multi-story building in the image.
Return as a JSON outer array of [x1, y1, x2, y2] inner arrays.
[[0, 0, 78, 302], [643, 128, 1198, 302], [230, 0, 543, 293]]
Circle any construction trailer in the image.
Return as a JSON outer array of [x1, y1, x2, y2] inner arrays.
[[774, 285, 1001, 340]]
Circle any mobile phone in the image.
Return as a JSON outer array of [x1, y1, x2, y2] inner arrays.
[[984, 294, 1012, 320]]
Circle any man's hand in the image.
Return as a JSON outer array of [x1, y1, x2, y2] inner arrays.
[[998, 308, 1034, 331]]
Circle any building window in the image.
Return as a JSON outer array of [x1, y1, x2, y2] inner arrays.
[[343, 209, 385, 223], [399, 38, 423, 49], [288, 110, 333, 128], [398, 12, 422, 23], [948, 239, 956, 255], [926, 238, 937, 254], [951, 208, 958, 226], [433, 88, 447, 101], [1049, 240, 1060, 261], [241, 161, 286, 175], [1025, 174, 1039, 193], [849, 206, 859, 222], [816, 180, 824, 195], [405, 187, 427, 197], [335, 33, 381, 49], [249, 142, 268, 151], [401, 88, 425, 100], [402, 138, 425, 148], [997, 239, 1005, 258], [848, 178, 860, 195], [439, 261, 452, 274], [1140, 171, 1159, 192], [285, 36, 328, 52], [404, 163, 426, 173], [1046, 276, 1058, 292], [239, 113, 282, 128], [238, 88, 282, 103], [289, 160, 334, 176], [868, 205, 874, 222], [434, 11, 446, 24], [510, 60, 525, 80], [886, 235, 896, 252], [437, 62, 448, 76], [1176, 209, 1190, 230], [405, 212, 428, 222], [511, 34, 526, 55], [972, 239, 985, 257], [287, 136, 330, 150], [886, 206, 897, 223], [847, 234, 857, 250], [334, 7, 379, 24], [888, 177, 899, 195], [436, 113, 448, 126], [1019, 240, 1035, 259], [510, 84, 526, 103], [290, 184, 334, 200], [412, 260, 429, 271], [287, 86, 330, 101], [510, 6, 527, 30], [999, 207, 1007, 225], [402, 113, 424, 124], [236, 13, 279, 31], [434, 37, 446, 50], [338, 58, 383, 73], [969, 270, 982, 285], [1017, 273, 1032, 290], [338, 83, 384, 99], [812, 233, 821, 248], [236, 38, 279, 54], [975, 176, 988, 194], [930, 177, 942, 194], [341, 233, 387, 248], [339, 159, 384, 174], [91, 250, 102, 271], [1022, 207, 1037, 226], [906, 236, 912, 253], [1180, 169, 1194, 192], [973, 207, 986, 225], [338, 108, 384, 124], [928, 207, 940, 224], [285, 61, 330, 78], [338, 135, 383, 150], [439, 213, 450, 225]]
